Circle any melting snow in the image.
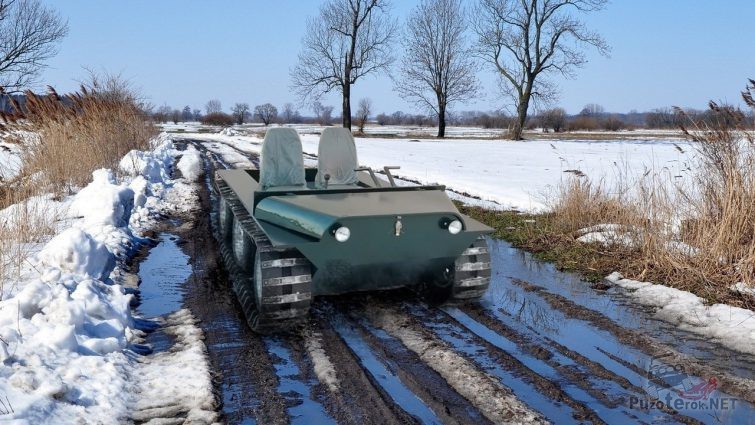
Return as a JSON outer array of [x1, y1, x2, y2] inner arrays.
[[0, 134, 215, 423], [606, 272, 755, 355]]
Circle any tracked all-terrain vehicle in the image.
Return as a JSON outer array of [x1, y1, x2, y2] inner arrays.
[[215, 127, 493, 332]]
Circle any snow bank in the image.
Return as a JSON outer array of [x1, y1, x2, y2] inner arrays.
[[176, 145, 204, 182], [71, 169, 134, 229], [0, 134, 216, 423], [606, 272, 755, 355], [118, 136, 174, 183], [37, 228, 115, 281]]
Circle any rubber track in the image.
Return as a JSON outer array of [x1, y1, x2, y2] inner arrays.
[[216, 178, 312, 332], [451, 236, 492, 301]]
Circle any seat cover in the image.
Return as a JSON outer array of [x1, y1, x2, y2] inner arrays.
[[260, 128, 306, 190], [315, 127, 359, 188]]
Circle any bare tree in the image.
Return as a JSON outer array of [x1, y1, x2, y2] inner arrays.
[[395, 0, 478, 137], [192, 109, 202, 121], [473, 0, 609, 140], [232, 102, 250, 124], [291, 0, 396, 130], [580, 103, 604, 116], [155, 104, 173, 123], [312, 101, 335, 126], [254, 103, 278, 125], [171, 109, 181, 124], [355, 98, 372, 133], [539, 107, 566, 132], [181, 105, 192, 121], [280, 102, 300, 123], [205, 99, 222, 115], [0, 0, 68, 92]]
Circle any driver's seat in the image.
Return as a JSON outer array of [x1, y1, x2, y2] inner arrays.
[[315, 127, 359, 189]]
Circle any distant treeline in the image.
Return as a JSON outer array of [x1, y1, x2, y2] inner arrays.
[[125, 97, 755, 131]]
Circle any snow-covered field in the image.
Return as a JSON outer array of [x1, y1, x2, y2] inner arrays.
[[0, 135, 216, 423], [185, 122, 686, 141], [178, 126, 694, 212]]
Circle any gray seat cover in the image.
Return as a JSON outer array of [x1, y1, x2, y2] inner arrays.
[[260, 128, 306, 190], [315, 127, 359, 188]]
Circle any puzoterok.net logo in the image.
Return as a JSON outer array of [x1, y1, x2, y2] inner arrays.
[[631, 353, 738, 411]]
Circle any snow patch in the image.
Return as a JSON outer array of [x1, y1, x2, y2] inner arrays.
[[132, 309, 218, 424], [577, 224, 637, 247], [303, 330, 339, 392], [36, 228, 115, 281], [176, 145, 204, 182], [606, 272, 755, 355], [731, 282, 755, 297]]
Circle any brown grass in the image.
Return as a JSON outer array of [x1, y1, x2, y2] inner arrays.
[[0, 184, 59, 298], [1, 73, 157, 196], [541, 80, 755, 306], [0, 73, 156, 297]]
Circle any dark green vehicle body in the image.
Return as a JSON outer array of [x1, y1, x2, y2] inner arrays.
[[217, 167, 492, 296], [215, 127, 492, 332]]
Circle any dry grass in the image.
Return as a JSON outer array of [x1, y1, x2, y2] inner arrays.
[[0, 73, 156, 296], [0, 185, 60, 298], [541, 80, 755, 306], [1, 73, 157, 195]]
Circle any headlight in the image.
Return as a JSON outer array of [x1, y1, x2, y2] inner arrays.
[[334, 226, 351, 242], [448, 219, 462, 234]]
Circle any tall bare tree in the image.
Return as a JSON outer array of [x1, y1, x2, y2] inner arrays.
[[473, 0, 609, 140], [291, 0, 396, 130], [281, 102, 300, 123], [232, 102, 250, 124], [395, 0, 478, 138], [0, 0, 68, 92], [205, 99, 222, 114], [355, 97, 372, 133], [254, 103, 278, 125]]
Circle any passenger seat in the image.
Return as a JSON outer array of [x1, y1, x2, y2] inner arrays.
[[315, 127, 359, 189], [259, 128, 307, 191]]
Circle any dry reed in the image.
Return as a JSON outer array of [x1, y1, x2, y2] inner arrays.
[[550, 80, 755, 304], [0, 73, 157, 195]]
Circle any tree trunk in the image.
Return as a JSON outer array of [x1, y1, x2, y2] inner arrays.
[[511, 90, 531, 140], [342, 83, 352, 130], [438, 104, 446, 138]]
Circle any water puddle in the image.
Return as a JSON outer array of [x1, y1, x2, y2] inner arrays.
[[484, 238, 755, 423], [329, 314, 442, 424], [135, 233, 191, 355], [136, 233, 192, 318], [486, 239, 755, 380], [264, 337, 337, 425]]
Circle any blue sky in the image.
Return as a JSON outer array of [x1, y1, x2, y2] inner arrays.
[[38, 0, 755, 115]]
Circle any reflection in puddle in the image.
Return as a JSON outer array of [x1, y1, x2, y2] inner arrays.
[[483, 238, 755, 423], [264, 337, 336, 425], [137, 233, 192, 318]]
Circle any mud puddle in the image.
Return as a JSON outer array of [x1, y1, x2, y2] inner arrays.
[[136, 233, 191, 318]]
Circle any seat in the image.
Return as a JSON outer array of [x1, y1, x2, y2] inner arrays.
[[315, 127, 359, 188], [259, 128, 306, 190]]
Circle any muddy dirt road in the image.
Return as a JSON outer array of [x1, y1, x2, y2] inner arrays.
[[149, 137, 755, 424]]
